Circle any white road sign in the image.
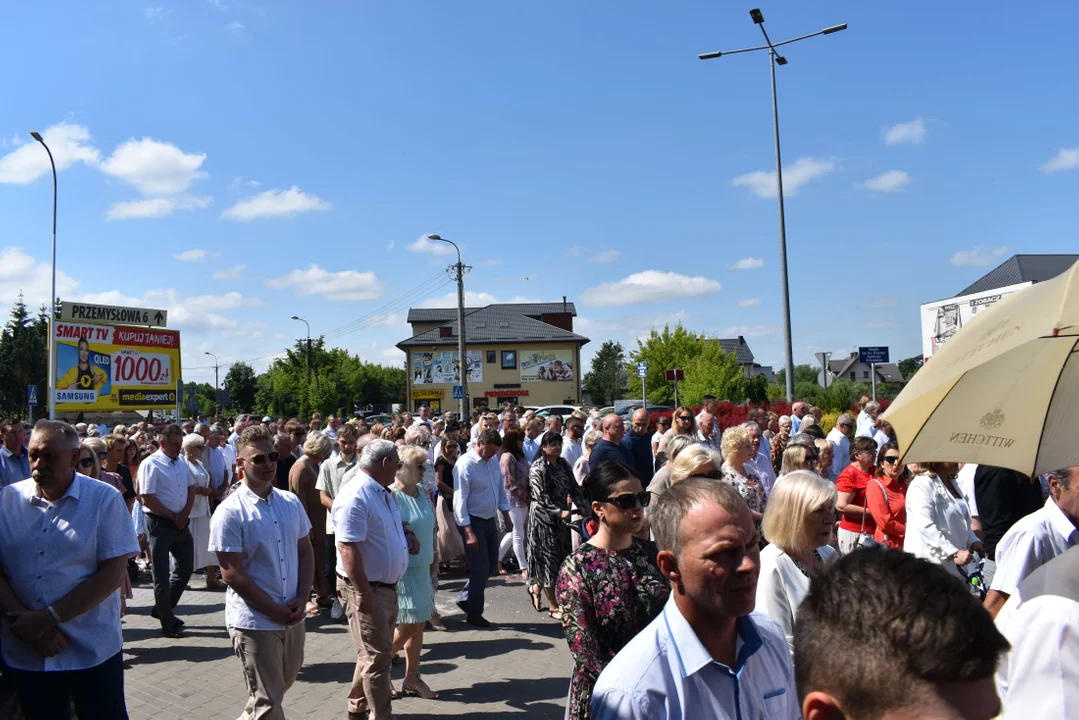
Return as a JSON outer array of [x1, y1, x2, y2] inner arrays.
[[60, 301, 168, 328]]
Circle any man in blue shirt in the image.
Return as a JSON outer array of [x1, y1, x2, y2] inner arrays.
[[0, 418, 30, 487], [522, 418, 543, 464], [589, 414, 634, 472], [591, 477, 798, 719], [621, 408, 654, 484]]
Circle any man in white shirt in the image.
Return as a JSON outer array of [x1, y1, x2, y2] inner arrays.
[[210, 424, 314, 719], [694, 413, 722, 452], [984, 465, 1079, 618], [561, 417, 584, 468], [994, 545, 1079, 717], [412, 405, 434, 428], [334, 440, 420, 720], [0, 420, 139, 718], [826, 414, 853, 480], [591, 478, 797, 719], [316, 423, 360, 621], [855, 401, 881, 439], [140, 424, 196, 637], [322, 414, 341, 443], [695, 395, 718, 429]]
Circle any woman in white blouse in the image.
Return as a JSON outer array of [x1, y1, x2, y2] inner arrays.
[[756, 470, 839, 652], [181, 433, 221, 587], [903, 462, 985, 582]]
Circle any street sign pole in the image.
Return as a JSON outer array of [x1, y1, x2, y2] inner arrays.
[[637, 361, 648, 410], [871, 363, 877, 402]]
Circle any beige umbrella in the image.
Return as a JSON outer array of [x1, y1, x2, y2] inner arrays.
[[883, 260, 1079, 476]]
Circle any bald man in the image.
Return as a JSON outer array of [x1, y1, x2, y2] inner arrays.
[[588, 414, 634, 472]]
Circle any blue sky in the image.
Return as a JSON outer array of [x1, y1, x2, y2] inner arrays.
[[2, 1, 1078, 386]]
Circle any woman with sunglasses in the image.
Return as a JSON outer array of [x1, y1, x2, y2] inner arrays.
[[290, 432, 334, 615], [835, 436, 880, 554], [756, 470, 838, 653], [79, 438, 134, 613], [904, 461, 985, 581], [527, 431, 585, 620], [866, 441, 910, 548], [556, 462, 669, 720], [655, 407, 697, 467]]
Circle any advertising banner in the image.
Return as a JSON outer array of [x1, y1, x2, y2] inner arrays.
[[411, 350, 482, 384], [520, 349, 576, 382], [53, 321, 182, 411], [919, 282, 1031, 360]]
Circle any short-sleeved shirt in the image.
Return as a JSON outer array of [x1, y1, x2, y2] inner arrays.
[[0, 445, 31, 488], [0, 474, 139, 671], [140, 450, 195, 515], [315, 453, 357, 534], [836, 464, 878, 535], [990, 497, 1079, 597], [332, 472, 409, 585], [209, 483, 312, 631]]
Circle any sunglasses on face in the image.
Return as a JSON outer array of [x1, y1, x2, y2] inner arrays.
[[78, 457, 95, 468], [678, 415, 692, 422], [602, 492, 652, 510], [244, 451, 280, 466], [882, 455, 900, 464]]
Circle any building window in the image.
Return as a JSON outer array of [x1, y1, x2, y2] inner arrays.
[[502, 350, 517, 369], [850, 372, 856, 381], [477, 322, 486, 328], [499, 321, 509, 327], [439, 327, 453, 338], [486, 350, 496, 364], [863, 370, 870, 379]]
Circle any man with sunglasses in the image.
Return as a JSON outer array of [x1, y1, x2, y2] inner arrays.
[[140, 424, 196, 638], [210, 424, 314, 719]]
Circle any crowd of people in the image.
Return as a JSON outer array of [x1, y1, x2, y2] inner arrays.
[[0, 393, 1074, 718]]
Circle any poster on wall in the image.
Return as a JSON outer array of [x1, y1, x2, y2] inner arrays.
[[411, 350, 482, 384], [53, 321, 181, 411], [520, 349, 576, 382], [919, 282, 1031, 360]]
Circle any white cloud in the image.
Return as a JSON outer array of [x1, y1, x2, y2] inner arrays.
[[581, 270, 721, 307], [99, 137, 207, 195], [590, 250, 620, 264], [732, 157, 837, 198], [265, 264, 384, 301], [726, 257, 764, 270], [173, 249, 217, 262], [106, 194, 212, 220], [143, 6, 170, 20], [860, 169, 912, 193], [228, 21, 244, 33], [212, 264, 246, 280], [950, 245, 1009, 268], [183, 291, 262, 313], [385, 240, 396, 251], [0, 123, 101, 184], [222, 186, 330, 220], [884, 118, 926, 146], [407, 234, 456, 256], [0, 247, 79, 307], [421, 290, 500, 308], [721, 325, 780, 337], [865, 319, 898, 329], [1041, 148, 1079, 174], [738, 298, 762, 308]]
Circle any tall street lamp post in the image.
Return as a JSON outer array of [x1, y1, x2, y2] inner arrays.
[[426, 234, 470, 418], [699, 9, 847, 403], [291, 315, 314, 388], [204, 351, 220, 418], [30, 131, 58, 419]]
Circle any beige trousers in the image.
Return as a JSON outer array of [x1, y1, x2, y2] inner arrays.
[[338, 579, 399, 719], [228, 623, 306, 720]]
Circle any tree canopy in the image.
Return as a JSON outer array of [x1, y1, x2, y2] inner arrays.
[[582, 340, 627, 406]]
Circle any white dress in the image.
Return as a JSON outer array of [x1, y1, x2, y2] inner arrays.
[[186, 458, 214, 570], [903, 472, 979, 581]]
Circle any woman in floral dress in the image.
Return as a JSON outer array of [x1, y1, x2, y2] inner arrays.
[[719, 424, 767, 521], [556, 462, 669, 720]]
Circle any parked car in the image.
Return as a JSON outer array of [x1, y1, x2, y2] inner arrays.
[[533, 405, 583, 420], [356, 412, 393, 427], [617, 404, 672, 421]]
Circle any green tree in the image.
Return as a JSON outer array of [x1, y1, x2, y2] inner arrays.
[[0, 296, 49, 418], [224, 361, 258, 413], [583, 341, 627, 406], [899, 354, 924, 381], [773, 364, 820, 388], [624, 324, 743, 406]]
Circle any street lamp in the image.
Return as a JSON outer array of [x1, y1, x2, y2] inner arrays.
[[290, 315, 314, 386], [30, 131, 58, 419], [698, 9, 847, 403], [426, 234, 470, 417], [204, 351, 220, 418]]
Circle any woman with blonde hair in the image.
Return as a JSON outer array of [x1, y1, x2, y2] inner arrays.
[[756, 470, 839, 652], [719, 425, 766, 517], [669, 445, 722, 486], [814, 438, 834, 481], [645, 434, 694, 500], [656, 406, 697, 465], [290, 431, 334, 614], [779, 441, 819, 476]]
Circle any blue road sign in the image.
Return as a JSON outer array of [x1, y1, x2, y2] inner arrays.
[[27, 385, 38, 407], [859, 346, 890, 364], [452, 385, 464, 399], [637, 361, 648, 378]]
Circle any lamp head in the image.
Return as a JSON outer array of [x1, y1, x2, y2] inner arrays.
[[822, 23, 847, 34], [750, 8, 764, 24], [290, 315, 300, 320], [776, 55, 788, 65], [698, 51, 723, 60], [427, 234, 443, 241], [29, 131, 43, 142]]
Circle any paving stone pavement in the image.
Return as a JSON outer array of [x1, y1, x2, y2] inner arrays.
[[123, 571, 571, 719]]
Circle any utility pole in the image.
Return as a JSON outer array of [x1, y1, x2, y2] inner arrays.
[[204, 351, 220, 418], [427, 235, 471, 418], [291, 315, 313, 387], [29, 131, 58, 419]]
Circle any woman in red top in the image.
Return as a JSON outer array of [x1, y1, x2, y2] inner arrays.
[[866, 442, 910, 548], [835, 436, 879, 554]]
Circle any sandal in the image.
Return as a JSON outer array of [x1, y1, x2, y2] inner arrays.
[[305, 601, 320, 617], [528, 584, 544, 613], [390, 681, 398, 699], [401, 672, 439, 700], [548, 608, 564, 622]]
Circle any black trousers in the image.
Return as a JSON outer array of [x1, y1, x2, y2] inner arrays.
[[325, 533, 338, 598], [9, 651, 128, 720], [146, 513, 194, 630]]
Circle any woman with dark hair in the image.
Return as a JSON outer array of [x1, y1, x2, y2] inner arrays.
[[527, 431, 584, 619], [435, 439, 466, 570], [498, 429, 530, 581], [556, 462, 669, 720], [904, 461, 985, 581], [655, 406, 697, 466], [835, 436, 879, 554], [866, 441, 910, 548]]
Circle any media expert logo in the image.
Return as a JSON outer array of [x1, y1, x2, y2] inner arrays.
[[118, 389, 176, 406]]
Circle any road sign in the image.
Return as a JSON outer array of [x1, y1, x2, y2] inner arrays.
[[60, 301, 168, 328], [637, 361, 648, 378], [664, 369, 685, 382], [452, 385, 464, 399], [859, 346, 890, 364], [27, 385, 38, 407], [815, 351, 832, 367]]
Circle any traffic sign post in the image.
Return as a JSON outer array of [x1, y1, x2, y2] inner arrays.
[[637, 361, 648, 410], [452, 385, 464, 400], [815, 351, 832, 388], [858, 347, 890, 402], [664, 369, 684, 408], [27, 385, 38, 407], [60, 301, 168, 328]]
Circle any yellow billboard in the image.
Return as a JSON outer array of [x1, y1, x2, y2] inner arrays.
[[53, 321, 182, 412]]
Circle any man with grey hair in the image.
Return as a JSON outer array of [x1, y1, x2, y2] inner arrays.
[[334, 439, 420, 719], [790, 401, 807, 434], [826, 414, 854, 480], [856, 401, 882, 438], [0, 420, 139, 717], [695, 413, 721, 453], [590, 477, 796, 718]]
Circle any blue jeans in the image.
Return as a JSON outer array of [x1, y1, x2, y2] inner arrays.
[[457, 515, 499, 618]]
